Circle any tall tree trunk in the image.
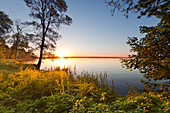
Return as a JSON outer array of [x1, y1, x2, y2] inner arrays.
[[15, 34, 19, 60], [36, 35, 45, 70], [36, 22, 46, 70], [15, 46, 18, 60], [36, 5, 48, 70]]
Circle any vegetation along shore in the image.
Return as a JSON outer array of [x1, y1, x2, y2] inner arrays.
[[0, 60, 169, 112]]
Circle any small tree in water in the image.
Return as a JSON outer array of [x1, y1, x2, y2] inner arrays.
[[24, 0, 72, 69]]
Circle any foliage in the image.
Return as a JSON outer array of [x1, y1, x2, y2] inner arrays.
[[0, 38, 10, 59], [0, 11, 13, 36], [0, 20, 34, 60], [0, 33, 34, 60], [121, 17, 170, 89], [0, 41, 33, 59], [105, 0, 169, 18], [105, 0, 170, 89], [110, 91, 170, 113], [24, 0, 72, 69], [0, 60, 169, 112], [8, 20, 32, 59], [0, 11, 13, 59]]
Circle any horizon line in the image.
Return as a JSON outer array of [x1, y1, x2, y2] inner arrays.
[[34, 56, 128, 59]]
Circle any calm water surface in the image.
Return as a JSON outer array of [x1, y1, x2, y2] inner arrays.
[[26, 58, 145, 95]]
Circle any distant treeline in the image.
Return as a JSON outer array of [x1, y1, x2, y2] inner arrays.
[[0, 43, 36, 59]]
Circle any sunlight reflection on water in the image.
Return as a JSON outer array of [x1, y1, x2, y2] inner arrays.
[[26, 58, 144, 95]]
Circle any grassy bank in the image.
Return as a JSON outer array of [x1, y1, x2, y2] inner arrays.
[[0, 60, 34, 75], [0, 60, 169, 112]]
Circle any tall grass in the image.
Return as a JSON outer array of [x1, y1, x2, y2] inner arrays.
[[0, 64, 118, 112], [5, 67, 117, 100], [0, 60, 169, 112]]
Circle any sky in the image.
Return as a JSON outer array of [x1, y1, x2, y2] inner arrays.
[[0, 0, 160, 57]]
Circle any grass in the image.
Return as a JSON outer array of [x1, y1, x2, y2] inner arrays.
[[0, 59, 21, 74], [0, 60, 169, 112], [0, 59, 34, 75]]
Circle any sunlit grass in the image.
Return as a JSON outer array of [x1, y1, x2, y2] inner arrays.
[[0, 60, 169, 112], [0, 59, 34, 75]]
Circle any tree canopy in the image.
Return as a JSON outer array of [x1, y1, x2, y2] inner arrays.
[[105, 0, 169, 18], [0, 11, 13, 36], [105, 0, 170, 90], [7, 20, 31, 59], [24, 0, 72, 69]]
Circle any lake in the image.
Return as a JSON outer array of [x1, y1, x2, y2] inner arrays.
[[25, 58, 145, 95]]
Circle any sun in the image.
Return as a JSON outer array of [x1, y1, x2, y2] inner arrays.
[[57, 51, 68, 58]]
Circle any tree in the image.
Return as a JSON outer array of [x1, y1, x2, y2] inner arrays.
[[0, 11, 13, 36], [24, 0, 72, 69], [104, 0, 169, 18], [0, 38, 10, 59], [105, 0, 170, 90], [0, 11, 13, 59], [8, 20, 31, 59]]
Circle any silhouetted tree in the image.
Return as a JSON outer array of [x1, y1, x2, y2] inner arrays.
[[0, 11, 13, 36], [8, 20, 31, 59], [105, 0, 170, 90], [24, 0, 72, 69], [0, 38, 10, 59], [105, 0, 169, 18], [0, 11, 13, 59]]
